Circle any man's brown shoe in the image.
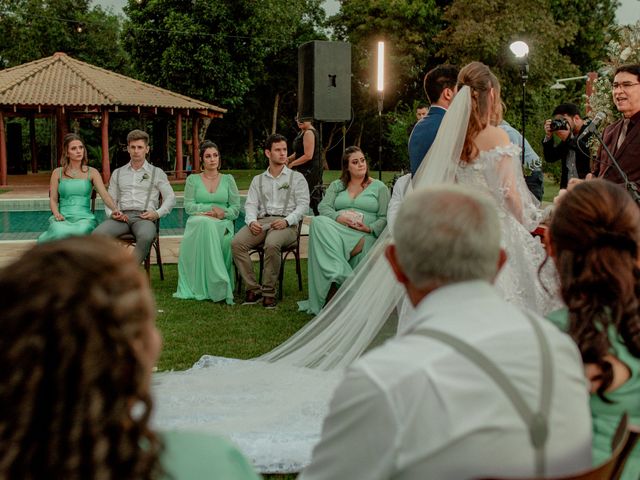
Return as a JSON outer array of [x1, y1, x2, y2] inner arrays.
[[263, 296, 277, 309], [242, 290, 262, 305]]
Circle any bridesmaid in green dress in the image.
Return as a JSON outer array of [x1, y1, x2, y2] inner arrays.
[[174, 141, 240, 304], [546, 180, 640, 479], [38, 133, 119, 243], [301, 146, 389, 314]]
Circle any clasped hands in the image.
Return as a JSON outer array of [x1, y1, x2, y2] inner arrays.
[[249, 219, 288, 235], [111, 210, 154, 223], [336, 214, 371, 233], [201, 206, 225, 219]]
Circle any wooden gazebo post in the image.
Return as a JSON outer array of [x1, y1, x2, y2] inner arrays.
[[0, 111, 7, 186], [192, 116, 200, 172], [101, 110, 110, 182], [175, 112, 183, 179], [29, 114, 37, 173]]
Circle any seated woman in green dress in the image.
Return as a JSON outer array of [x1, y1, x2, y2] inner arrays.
[[174, 141, 240, 304], [38, 133, 119, 243], [546, 179, 640, 479], [301, 146, 390, 314], [0, 236, 259, 480]]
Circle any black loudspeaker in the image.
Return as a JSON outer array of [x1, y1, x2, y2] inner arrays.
[[298, 41, 351, 122]]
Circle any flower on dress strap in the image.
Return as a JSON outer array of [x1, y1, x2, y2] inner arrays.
[[278, 182, 290, 190]]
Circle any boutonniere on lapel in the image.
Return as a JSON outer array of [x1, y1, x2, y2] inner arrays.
[[139, 173, 150, 183], [278, 182, 290, 190]]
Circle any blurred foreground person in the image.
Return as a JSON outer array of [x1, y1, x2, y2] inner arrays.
[[547, 179, 640, 479], [0, 236, 259, 480]]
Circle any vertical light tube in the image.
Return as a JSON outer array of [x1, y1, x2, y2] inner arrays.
[[377, 41, 384, 92]]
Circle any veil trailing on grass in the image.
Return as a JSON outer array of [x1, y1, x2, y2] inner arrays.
[[259, 88, 472, 369], [151, 89, 472, 473]]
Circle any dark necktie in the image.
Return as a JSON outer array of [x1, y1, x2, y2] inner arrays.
[[616, 119, 630, 151]]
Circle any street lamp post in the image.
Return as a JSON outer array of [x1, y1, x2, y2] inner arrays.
[[377, 41, 384, 180], [510, 41, 529, 167]]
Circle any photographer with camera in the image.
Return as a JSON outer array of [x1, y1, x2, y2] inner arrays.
[[542, 103, 592, 189]]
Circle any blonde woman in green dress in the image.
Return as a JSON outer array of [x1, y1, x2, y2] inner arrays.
[[301, 146, 389, 314], [38, 133, 119, 243], [174, 141, 240, 304], [546, 179, 640, 479]]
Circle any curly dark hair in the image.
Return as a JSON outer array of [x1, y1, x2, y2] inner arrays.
[[0, 236, 163, 479], [550, 179, 640, 401]]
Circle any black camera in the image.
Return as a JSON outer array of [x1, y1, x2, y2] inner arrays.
[[549, 118, 569, 132]]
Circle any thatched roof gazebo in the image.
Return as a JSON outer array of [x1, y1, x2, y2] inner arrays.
[[0, 52, 226, 186]]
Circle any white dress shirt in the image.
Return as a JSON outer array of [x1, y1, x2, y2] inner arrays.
[[387, 173, 412, 234], [105, 160, 176, 218], [244, 166, 310, 227], [301, 280, 592, 480]]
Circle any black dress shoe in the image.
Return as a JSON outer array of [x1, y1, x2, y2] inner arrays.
[[243, 290, 262, 305], [263, 296, 277, 309]]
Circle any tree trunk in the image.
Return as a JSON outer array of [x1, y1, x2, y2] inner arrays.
[[356, 123, 364, 147], [247, 129, 255, 169], [271, 92, 280, 134], [199, 117, 212, 142], [322, 124, 339, 170]]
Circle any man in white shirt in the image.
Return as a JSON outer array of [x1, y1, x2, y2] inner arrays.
[[232, 133, 309, 309], [301, 186, 592, 480], [93, 130, 176, 263]]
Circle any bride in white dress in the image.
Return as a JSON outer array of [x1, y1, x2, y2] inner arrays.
[[151, 62, 558, 473]]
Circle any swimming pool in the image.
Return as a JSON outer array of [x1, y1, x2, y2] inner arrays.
[[0, 208, 189, 240], [0, 197, 249, 241]]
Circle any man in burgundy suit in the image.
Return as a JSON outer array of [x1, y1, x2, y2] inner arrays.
[[596, 64, 640, 184]]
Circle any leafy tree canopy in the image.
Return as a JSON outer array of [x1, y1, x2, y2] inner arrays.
[[123, 0, 326, 110], [0, 0, 128, 72]]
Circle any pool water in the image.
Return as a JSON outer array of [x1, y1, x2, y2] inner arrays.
[[0, 209, 190, 241]]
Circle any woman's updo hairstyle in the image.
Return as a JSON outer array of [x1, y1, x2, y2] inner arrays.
[[457, 62, 498, 163], [550, 179, 640, 400]]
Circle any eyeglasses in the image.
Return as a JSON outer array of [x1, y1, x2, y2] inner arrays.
[[612, 82, 640, 91]]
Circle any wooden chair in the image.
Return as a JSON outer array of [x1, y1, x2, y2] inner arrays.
[[236, 220, 304, 300], [478, 413, 639, 480], [92, 191, 164, 281], [118, 219, 164, 281]]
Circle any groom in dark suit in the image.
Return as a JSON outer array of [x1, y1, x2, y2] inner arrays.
[[408, 65, 459, 176], [596, 64, 640, 184]]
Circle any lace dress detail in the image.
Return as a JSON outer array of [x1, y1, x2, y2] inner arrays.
[[456, 144, 560, 315], [152, 356, 342, 473]]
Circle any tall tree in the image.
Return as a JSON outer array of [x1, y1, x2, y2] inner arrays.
[[549, 0, 618, 73], [0, 0, 128, 71], [122, 0, 326, 162], [436, 0, 580, 146]]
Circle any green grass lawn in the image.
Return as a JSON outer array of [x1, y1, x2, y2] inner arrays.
[[542, 176, 560, 204], [0, 188, 9, 195], [152, 261, 313, 371], [152, 262, 308, 480]]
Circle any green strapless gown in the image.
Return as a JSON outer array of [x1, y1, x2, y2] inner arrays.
[[38, 177, 96, 243]]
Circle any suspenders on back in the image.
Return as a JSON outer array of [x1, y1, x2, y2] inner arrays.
[[415, 311, 553, 477]]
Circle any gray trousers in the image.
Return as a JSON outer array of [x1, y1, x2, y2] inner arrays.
[[93, 210, 156, 264], [231, 216, 297, 297]]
